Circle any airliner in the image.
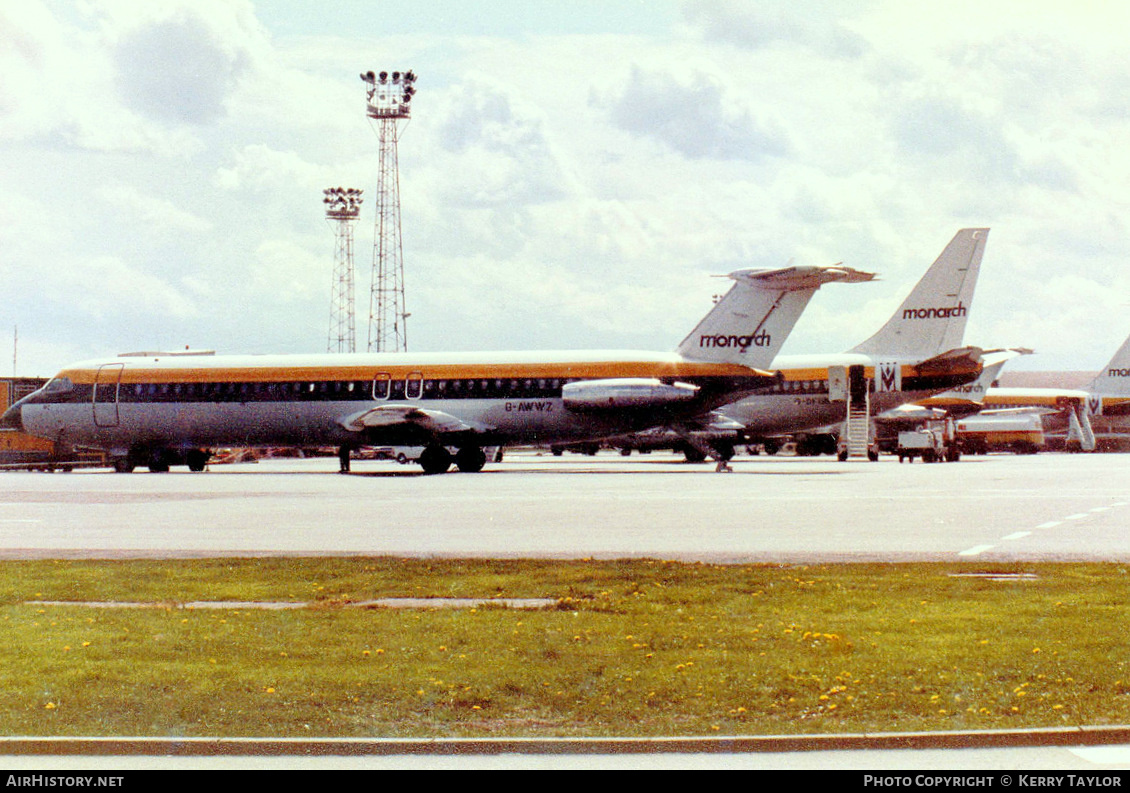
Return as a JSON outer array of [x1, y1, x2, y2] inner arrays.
[[686, 229, 990, 458], [970, 332, 1130, 451], [2, 265, 873, 473]]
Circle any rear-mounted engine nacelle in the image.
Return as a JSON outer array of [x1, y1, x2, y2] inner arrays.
[[562, 378, 700, 411]]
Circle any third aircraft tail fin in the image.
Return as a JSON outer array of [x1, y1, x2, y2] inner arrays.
[[1087, 332, 1130, 397]]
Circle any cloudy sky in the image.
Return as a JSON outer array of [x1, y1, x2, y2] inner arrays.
[[4, 0, 1130, 377]]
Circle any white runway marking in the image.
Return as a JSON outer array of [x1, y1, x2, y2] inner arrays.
[[959, 545, 995, 557], [960, 500, 1128, 558]]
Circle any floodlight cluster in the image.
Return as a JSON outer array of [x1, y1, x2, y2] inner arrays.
[[323, 187, 363, 218], [361, 69, 417, 118]]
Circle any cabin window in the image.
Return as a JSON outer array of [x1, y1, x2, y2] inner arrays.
[[373, 374, 390, 400], [406, 374, 423, 400]]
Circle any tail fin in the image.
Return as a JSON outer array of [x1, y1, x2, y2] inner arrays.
[[917, 349, 1023, 411], [1086, 332, 1130, 396], [678, 265, 875, 368], [850, 228, 988, 358]]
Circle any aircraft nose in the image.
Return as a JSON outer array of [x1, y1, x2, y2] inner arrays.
[[1, 402, 23, 432]]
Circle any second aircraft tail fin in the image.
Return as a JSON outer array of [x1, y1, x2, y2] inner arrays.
[[850, 228, 988, 359], [677, 265, 876, 368]]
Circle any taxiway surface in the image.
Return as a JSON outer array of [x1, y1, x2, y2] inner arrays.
[[1, 450, 1127, 562]]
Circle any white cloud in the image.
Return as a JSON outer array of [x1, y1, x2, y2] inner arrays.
[[109, 8, 259, 126], [682, 0, 870, 57], [597, 65, 788, 161], [6, 0, 1130, 377], [95, 184, 213, 233], [41, 254, 199, 321]]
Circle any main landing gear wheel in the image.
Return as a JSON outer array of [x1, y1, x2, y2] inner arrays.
[[187, 449, 210, 472], [680, 443, 707, 463], [455, 446, 487, 473], [147, 450, 170, 473], [419, 445, 452, 475], [712, 443, 735, 461]]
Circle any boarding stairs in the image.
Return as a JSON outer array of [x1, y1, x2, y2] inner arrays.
[[1066, 403, 1096, 452], [841, 389, 872, 460]]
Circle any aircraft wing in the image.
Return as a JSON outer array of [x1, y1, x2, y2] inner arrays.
[[671, 412, 747, 433], [338, 404, 484, 441]]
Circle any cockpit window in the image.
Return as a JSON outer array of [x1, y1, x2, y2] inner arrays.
[[43, 377, 74, 394]]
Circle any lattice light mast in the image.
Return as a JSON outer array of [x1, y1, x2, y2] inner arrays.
[[360, 69, 416, 352], [323, 187, 363, 353]]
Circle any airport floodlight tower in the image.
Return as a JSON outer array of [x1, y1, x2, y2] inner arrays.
[[323, 187, 363, 354], [360, 69, 416, 352]]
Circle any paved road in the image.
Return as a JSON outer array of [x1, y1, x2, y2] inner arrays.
[[1, 450, 1128, 562]]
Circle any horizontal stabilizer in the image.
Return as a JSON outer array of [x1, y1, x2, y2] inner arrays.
[[914, 353, 1009, 412], [726, 265, 877, 290], [914, 346, 984, 377]]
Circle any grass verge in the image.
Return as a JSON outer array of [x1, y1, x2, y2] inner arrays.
[[1, 558, 1128, 738]]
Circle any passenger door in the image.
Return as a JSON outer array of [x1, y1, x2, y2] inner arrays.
[[93, 363, 124, 427]]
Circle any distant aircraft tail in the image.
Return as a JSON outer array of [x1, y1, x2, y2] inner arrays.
[[1086, 332, 1130, 396], [915, 349, 1023, 412], [677, 265, 875, 368], [849, 228, 988, 358]]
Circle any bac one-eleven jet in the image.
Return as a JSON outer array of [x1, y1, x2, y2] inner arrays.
[[3, 265, 873, 474]]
